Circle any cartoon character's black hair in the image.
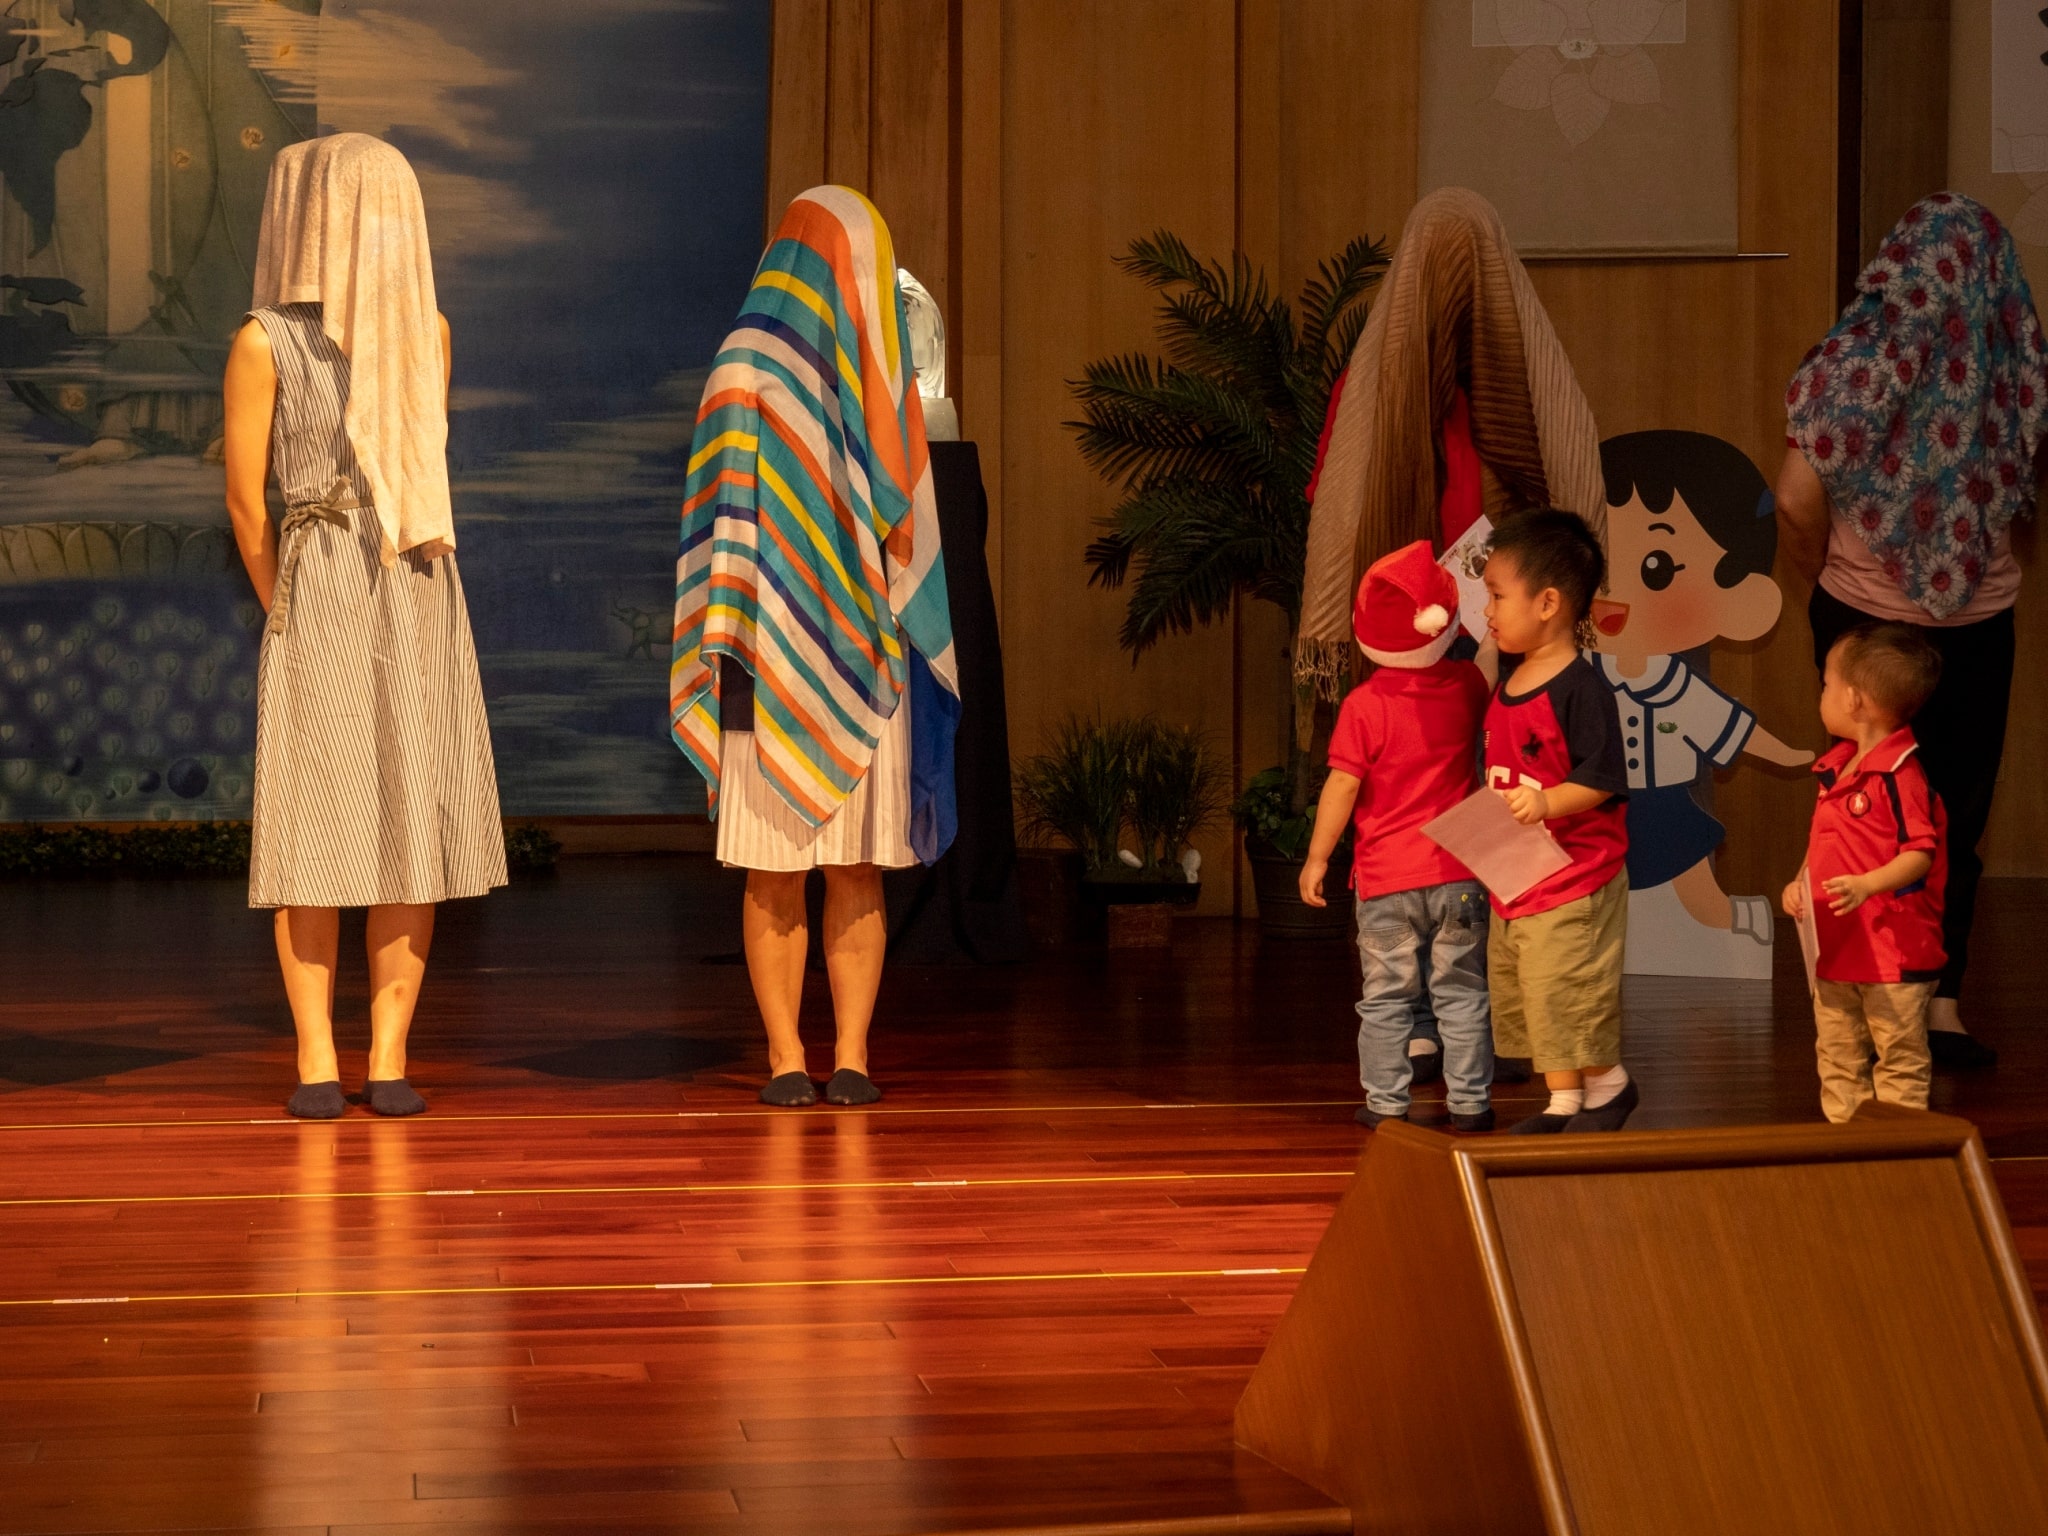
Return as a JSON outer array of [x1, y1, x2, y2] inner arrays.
[[1600, 430, 1777, 589]]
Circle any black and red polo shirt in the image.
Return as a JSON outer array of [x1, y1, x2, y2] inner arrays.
[[1809, 727, 1946, 984], [1482, 655, 1630, 920]]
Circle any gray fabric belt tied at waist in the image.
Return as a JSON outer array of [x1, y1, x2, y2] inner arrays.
[[268, 479, 365, 636]]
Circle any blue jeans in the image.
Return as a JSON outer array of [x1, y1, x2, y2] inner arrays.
[[1355, 881, 1492, 1115]]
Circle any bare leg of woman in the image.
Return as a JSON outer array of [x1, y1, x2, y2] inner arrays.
[[277, 906, 341, 1082], [744, 870, 810, 1079], [366, 902, 436, 1082], [822, 863, 886, 1081]]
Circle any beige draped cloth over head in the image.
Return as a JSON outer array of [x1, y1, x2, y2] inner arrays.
[[1296, 188, 1603, 693], [252, 133, 453, 567]]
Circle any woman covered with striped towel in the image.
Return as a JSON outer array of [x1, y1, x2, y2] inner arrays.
[[222, 134, 506, 1120], [671, 187, 961, 1108]]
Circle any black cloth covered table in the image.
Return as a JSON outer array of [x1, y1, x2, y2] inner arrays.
[[883, 441, 1030, 963]]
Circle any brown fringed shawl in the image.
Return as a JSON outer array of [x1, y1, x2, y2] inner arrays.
[[1296, 189, 1604, 693]]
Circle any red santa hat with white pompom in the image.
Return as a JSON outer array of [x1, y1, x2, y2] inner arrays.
[[1353, 539, 1459, 669]]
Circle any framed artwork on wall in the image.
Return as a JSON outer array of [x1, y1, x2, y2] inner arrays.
[[0, 0, 769, 823], [1419, 1, 1739, 256]]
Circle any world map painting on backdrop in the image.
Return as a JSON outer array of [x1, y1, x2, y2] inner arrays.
[[0, 0, 768, 821]]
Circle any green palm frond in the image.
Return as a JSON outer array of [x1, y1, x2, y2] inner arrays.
[[1067, 229, 1386, 660]]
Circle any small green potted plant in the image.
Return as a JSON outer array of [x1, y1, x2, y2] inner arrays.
[[1229, 767, 1352, 938], [1015, 715, 1224, 945]]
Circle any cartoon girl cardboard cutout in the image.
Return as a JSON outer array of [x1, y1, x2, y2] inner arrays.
[[1592, 432, 1813, 979]]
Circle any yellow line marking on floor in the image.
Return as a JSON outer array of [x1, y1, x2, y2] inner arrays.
[[0, 1098, 1387, 1132], [0, 1099, 1374, 1134], [0, 1167, 1357, 1210], [2, 1265, 1310, 1310]]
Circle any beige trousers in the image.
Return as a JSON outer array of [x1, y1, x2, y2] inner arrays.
[[1812, 980, 1933, 1124]]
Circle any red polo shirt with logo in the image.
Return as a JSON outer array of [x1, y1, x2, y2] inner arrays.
[[1327, 658, 1490, 899], [1809, 728, 1947, 984], [1481, 655, 1630, 920]]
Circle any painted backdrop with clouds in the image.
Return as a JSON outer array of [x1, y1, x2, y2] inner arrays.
[[0, 0, 767, 820]]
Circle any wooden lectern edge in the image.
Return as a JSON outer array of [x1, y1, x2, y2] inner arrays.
[[1955, 1129, 2048, 1437], [1453, 1146, 1583, 1536], [1375, 1110, 1974, 1178]]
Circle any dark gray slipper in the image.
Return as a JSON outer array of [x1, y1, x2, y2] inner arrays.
[[1355, 1104, 1407, 1128], [364, 1078, 426, 1117], [1449, 1108, 1495, 1133], [824, 1068, 881, 1106], [1506, 1110, 1574, 1134], [760, 1071, 818, 1107], [287, 1081, 345, 1119]]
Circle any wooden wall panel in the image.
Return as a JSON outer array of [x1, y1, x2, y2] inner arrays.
[[997, 0, 1244, 911], [1949, 0, 2047, 879]]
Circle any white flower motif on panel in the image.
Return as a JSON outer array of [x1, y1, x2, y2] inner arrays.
[[1485, 0, 1683, 147]]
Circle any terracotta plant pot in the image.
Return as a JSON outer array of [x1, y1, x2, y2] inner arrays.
[[1106, 901, 1175, 948], [1246, 842, 1354, 941]]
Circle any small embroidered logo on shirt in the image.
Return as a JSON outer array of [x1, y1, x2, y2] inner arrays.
[[1848, 791, 1871, 818]]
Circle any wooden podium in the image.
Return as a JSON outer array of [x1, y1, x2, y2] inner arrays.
[[1235, 1109, 2048, 1534]]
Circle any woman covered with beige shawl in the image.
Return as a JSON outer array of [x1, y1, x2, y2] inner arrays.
[[1297, 189, 1604, 694], [222, 134, 506, 1121]]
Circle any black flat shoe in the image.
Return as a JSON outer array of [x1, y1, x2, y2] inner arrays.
[[760, 1072, 818, 1107], [1507, 1110, 1574, 1134], [363, 1078, 426, 1117], [1355, 1104, 1407, 1128], [1493, 1057, 1533, 1084], [824, 1068, 881, 1106], [1928, 1030, 1999, 1072], [1408, 1050, 1443, 1087], [1563, 1078, 1639, 1133], [286, 1081, 345, 1119], [1449, 1108, 1495, 1133]]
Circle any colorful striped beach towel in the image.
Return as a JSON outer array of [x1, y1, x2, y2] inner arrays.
[[670, 187, 960, 860]]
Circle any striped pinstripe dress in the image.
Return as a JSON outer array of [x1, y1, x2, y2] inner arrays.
[[246, 304, 508, 909]]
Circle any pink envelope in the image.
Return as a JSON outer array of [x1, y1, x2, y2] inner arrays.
[[1419, 788, 1572, 906]]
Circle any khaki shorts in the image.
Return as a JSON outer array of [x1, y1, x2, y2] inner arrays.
[[1489, 872, 1627, 1072]]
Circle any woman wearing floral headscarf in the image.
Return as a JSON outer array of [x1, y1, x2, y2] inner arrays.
[[1776, 192, 2046, 1070]]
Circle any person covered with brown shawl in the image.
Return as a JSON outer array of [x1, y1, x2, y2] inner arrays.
[[1296, 188, 1604, 696]]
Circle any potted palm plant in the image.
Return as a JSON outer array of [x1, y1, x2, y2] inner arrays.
[[1067, 232, 1386, 937]]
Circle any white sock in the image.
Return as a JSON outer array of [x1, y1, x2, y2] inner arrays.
[[1408, 1038, 1441, 1058], [1544, 1088, 1585, 1117], [1582, 1064, 1629, 1110]]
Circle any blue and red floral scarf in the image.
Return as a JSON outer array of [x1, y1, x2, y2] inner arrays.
[[1786, 193, 2046, 619]]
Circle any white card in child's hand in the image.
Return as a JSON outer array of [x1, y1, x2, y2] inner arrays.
[[1439, 515, 1494, 641], [1795, 869, 1820, 994], [1420, 787, 1572, 906]]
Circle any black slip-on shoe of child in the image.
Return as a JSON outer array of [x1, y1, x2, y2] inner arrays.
[[1355, 1105, 1407, 1128], [1506, 1110, 1574, 1134], [1407, 1050, 1443, 1087], [287, 1081, 346, 1119], [760, 1072, 818, 1107], [1563, 1079, 1640, 1133], [1449, 1108, 1495, 1133], [1928, 1030, 1999, 1072], [824, 1068, 881, 1106], [1492, 1056, 1533, 1084]]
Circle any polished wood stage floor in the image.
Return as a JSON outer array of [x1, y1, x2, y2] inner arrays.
[[3, 857, 2044, 1534]]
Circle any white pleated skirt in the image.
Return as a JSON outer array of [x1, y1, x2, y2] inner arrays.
[[715, 690, 915, 871]]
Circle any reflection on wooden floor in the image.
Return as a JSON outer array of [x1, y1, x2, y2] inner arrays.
[[2, 859, 2042, 1533]]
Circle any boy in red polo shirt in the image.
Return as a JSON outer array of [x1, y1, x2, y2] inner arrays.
[[1782, 623, 1947, 1122], [1300, 542, 1494, 1131]]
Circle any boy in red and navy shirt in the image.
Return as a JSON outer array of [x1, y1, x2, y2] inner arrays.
[[1299, 542, 1494, 1132], [1782, 623, 1947, 1123], [1478, 511, 1635, 1133]]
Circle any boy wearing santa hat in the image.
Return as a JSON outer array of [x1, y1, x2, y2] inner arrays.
[[1300, 541, 1495, 1131]]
